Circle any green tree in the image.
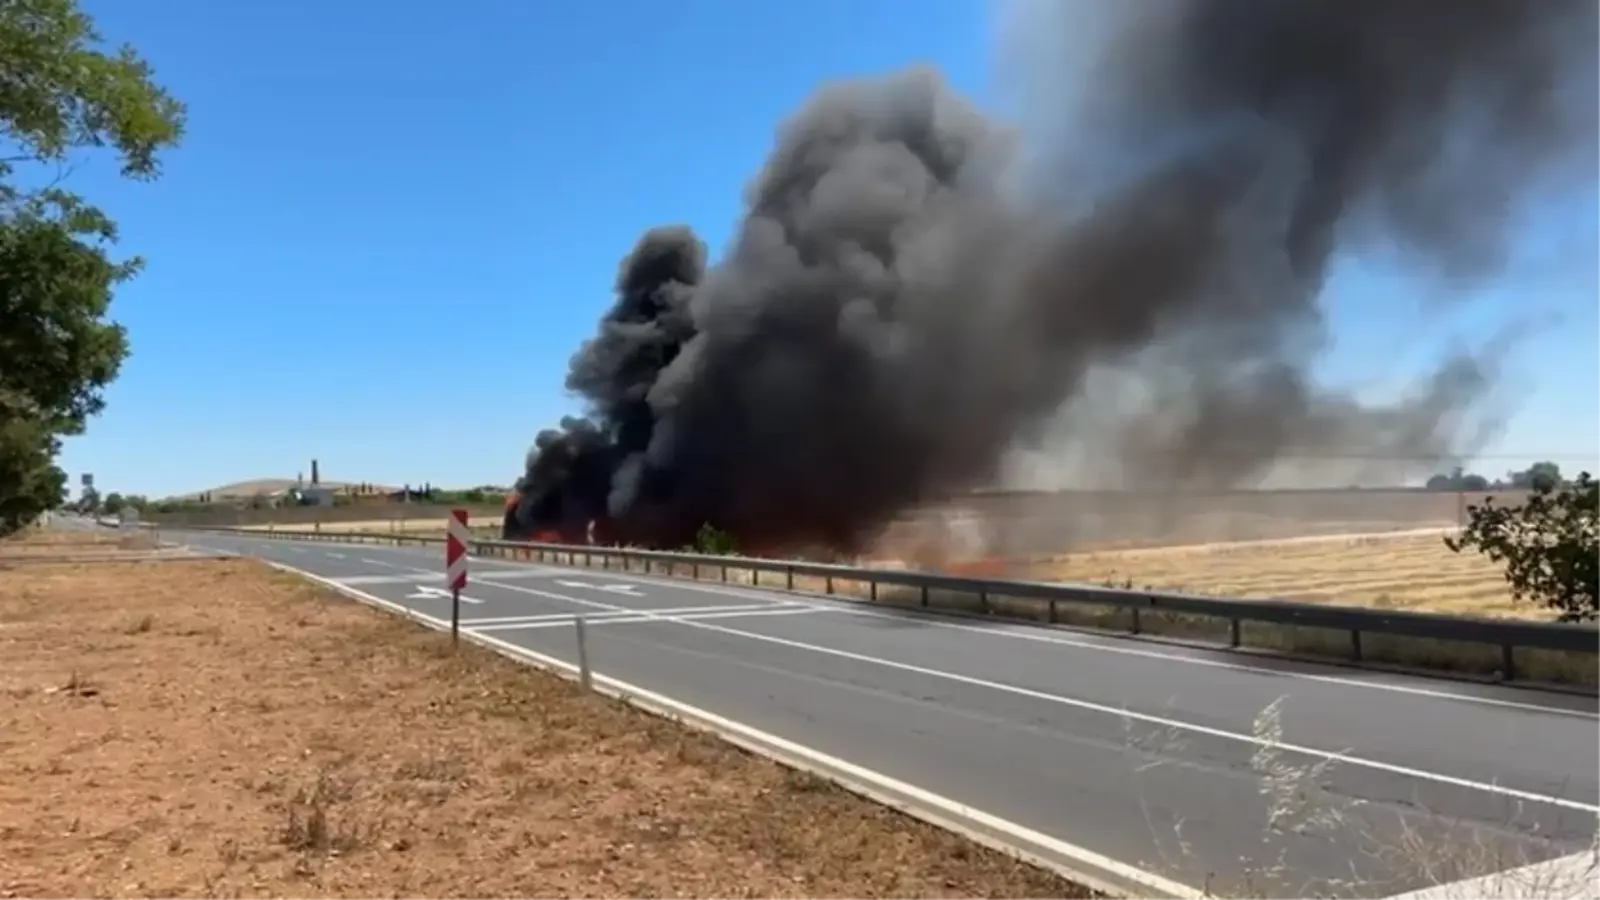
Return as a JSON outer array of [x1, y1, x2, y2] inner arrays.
[[1445, 472, 1599, 621], [102, 490, 123, 514], [692, 522, 738, 556], [0, 418, 65, 533], [0, 0, 185, 536]]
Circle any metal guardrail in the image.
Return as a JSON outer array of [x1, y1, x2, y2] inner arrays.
[[203, 526, 1599, 681]]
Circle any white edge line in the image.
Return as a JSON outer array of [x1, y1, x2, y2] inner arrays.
[[264, 559, 1201, 900], [475, 577, 1600, 815], [222, 532, 1598, 717], [511, 551, 1599, 719]]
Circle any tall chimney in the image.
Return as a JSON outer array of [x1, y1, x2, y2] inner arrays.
[[311, 459, 320, 485]]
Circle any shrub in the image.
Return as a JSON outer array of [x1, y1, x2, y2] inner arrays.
[[1445, 472, 1598, 621]]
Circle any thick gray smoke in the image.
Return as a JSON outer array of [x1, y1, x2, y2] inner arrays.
[[509, 0, 1598, 552]]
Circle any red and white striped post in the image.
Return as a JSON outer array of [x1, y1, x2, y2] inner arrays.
[[446, 509, 469, 645]]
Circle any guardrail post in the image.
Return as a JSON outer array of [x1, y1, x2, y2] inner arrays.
[[1229, 618, 1241, 647], [451, 587, 461, 648], [978, 587, 988, 615], [1130, 606, 1142, 635], [720, 564, 728, 582], [575, 615, 592, 691], [1349, 629, 1362, 662], [786, 566, 794, 590], [691, 561, 699, 579], [825, 575, 834, 595], [920, 584, 929, 607], [1047, 598, 1057, 623], [869, 579, 878, 601], [1502, 644, 1516, 682]]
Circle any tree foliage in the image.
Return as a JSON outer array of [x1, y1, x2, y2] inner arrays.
[[0, 0, 184, 536], [692, 522, 738, 556], [0, 204, 132, 429], [1445, 473, 1599, 621], [0, 0, 185, 184], [1425, 466, 1490, 492], [0, 416, 64, 534]]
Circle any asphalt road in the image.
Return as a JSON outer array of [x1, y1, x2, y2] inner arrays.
[[173, 529, 1599, 897]]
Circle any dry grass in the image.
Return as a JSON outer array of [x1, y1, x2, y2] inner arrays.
[[0, 551, 1091, 899], [0, 528, 165, 563], [1029, 530, 1531, 620]]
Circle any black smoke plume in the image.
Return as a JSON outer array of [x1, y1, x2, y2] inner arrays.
[[507, 0, 1597, 552]]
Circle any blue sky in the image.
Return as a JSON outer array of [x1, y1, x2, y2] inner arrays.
[[53, 0, 1599, 498]]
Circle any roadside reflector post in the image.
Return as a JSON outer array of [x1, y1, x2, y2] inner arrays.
[[445, 509, 469, 649], [575, 615, 592, 691]]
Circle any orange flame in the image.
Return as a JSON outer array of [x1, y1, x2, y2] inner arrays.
[[943, 557, 1012, 577]]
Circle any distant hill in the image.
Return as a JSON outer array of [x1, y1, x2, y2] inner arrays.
[[171, 479, 401, 501]]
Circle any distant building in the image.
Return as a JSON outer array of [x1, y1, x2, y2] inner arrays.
[[283, 485, 335, 507]]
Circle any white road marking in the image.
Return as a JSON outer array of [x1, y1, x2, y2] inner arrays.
[[534, 559, 1600, 719], [329, 573, 438, 586], [404, 585, 484, 605], [554, 578, 645, 596], [472, 606, 822, 632], [1386, 848, 1599, 899], [234, 536, 1597, 717], [452, 567, 566, 581], [360, 557, 402, 568], [267, 559, 1200, 899], [477, 577, 1600, 814], [463, 602, 799, 625], [326, 552, 345, 559]]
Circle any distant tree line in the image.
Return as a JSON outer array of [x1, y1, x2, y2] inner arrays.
[[125, 483, 514, 516], [1425, 461, 1567, 493]]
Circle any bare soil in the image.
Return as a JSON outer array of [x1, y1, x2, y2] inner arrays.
[[0, 543, 1090, 899]]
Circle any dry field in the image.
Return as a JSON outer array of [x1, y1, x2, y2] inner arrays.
[[0, 535, 1088, 899], [1026, 529, 1531, 619], [0, 529, 154, 558], [865, 490, 1540, 620], [944, 488, 1512, 549]]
